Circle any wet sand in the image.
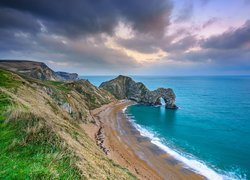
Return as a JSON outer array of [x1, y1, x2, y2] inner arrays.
[[85, 100, 205, 180]]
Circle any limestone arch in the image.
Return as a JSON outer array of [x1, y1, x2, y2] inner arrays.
[[155, 96, 168, 105]]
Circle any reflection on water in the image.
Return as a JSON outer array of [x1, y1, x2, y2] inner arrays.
[[159, 106, 176, 128], [160, 106, 165, 119]]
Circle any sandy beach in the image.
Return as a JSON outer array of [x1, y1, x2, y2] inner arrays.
[[83, 100, 204, 180]]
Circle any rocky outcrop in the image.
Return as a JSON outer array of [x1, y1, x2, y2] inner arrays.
[[0, 60, 78, 81], [100, 75, 178, 109], [56, 71, 78, 81], [95, 126, 109, 155], [146, 88, 178, 109]]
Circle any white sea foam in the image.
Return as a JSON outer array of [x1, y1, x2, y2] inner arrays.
[[122, 106, 127, 113], [122, 106, 238, 180]]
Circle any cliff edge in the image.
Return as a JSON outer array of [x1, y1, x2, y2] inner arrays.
[[0, 60, 78, 81]]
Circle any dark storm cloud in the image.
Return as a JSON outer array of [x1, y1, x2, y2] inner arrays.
[[0, 29, 30, 51], [0, 8, 40, 33], [202, 20, 250, 49], [0, 0, 173, 37], [0, 0, 173, 73]]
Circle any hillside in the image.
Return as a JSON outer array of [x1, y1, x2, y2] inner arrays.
[[0, 60, 78, 81], [0, 68, 135, 179]]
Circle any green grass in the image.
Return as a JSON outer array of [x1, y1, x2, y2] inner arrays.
[[107, 159, 136, 179], [45, 81, 71, 93], [0, 69, 22, 88], [0, 93, 82, 179]]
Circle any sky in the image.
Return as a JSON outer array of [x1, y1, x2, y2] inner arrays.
[[0, 0, 249, 75]]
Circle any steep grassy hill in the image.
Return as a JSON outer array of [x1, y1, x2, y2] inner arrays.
[[0, 68, 135, 179]]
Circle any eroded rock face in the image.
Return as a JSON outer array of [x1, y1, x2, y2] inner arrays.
[[146, 88, 178, 109], [55, 71, 79, 81], [100, 75, 178, 109]]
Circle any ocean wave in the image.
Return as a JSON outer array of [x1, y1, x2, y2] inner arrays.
[[122, 106, 241, 180]]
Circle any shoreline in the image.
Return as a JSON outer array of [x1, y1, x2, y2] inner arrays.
[[85, 100, 204, 179]]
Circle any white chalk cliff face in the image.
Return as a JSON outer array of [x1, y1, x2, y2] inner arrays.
[[100, 75, 178, 109]]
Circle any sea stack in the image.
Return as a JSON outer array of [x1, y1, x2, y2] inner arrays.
[[100, 75, 178, 109]]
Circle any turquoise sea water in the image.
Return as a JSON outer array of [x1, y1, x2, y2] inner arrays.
[[83, 76, 250, 180]]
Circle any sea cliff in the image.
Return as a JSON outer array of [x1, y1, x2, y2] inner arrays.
[[100, 75, 177, 109]]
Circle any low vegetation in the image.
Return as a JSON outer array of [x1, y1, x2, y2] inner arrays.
[[0, 93, 81, 179], [45, 80, 72, 93], [0, 68, 135, 179], [0, 69, 21, 88]]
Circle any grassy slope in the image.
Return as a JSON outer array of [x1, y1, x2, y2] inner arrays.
[[0, 69, 135, 179], [0, 72, 81, 179]]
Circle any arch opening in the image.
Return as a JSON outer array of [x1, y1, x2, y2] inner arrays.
[[160, 97, 166, 106]]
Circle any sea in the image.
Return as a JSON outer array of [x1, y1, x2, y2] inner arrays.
[[81, 75, 250, 180]]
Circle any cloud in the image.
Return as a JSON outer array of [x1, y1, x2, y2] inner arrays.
[[171, 48, 250, 65], [115, 34, 163, 54], [0, 29, 140, 74], [165, 35, 198, 53], [202, 17, 219, 28], [0, 0, 249, 75], [0, 0, 173, 37], [48, 60, 68, 66], [0, 8, 40, 33], [0, 0, 174, 74], [174, 1, 193, 23], [202, 20, 250, 49], [115, 27, 197, 55], [161, 20, 250, 73]]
